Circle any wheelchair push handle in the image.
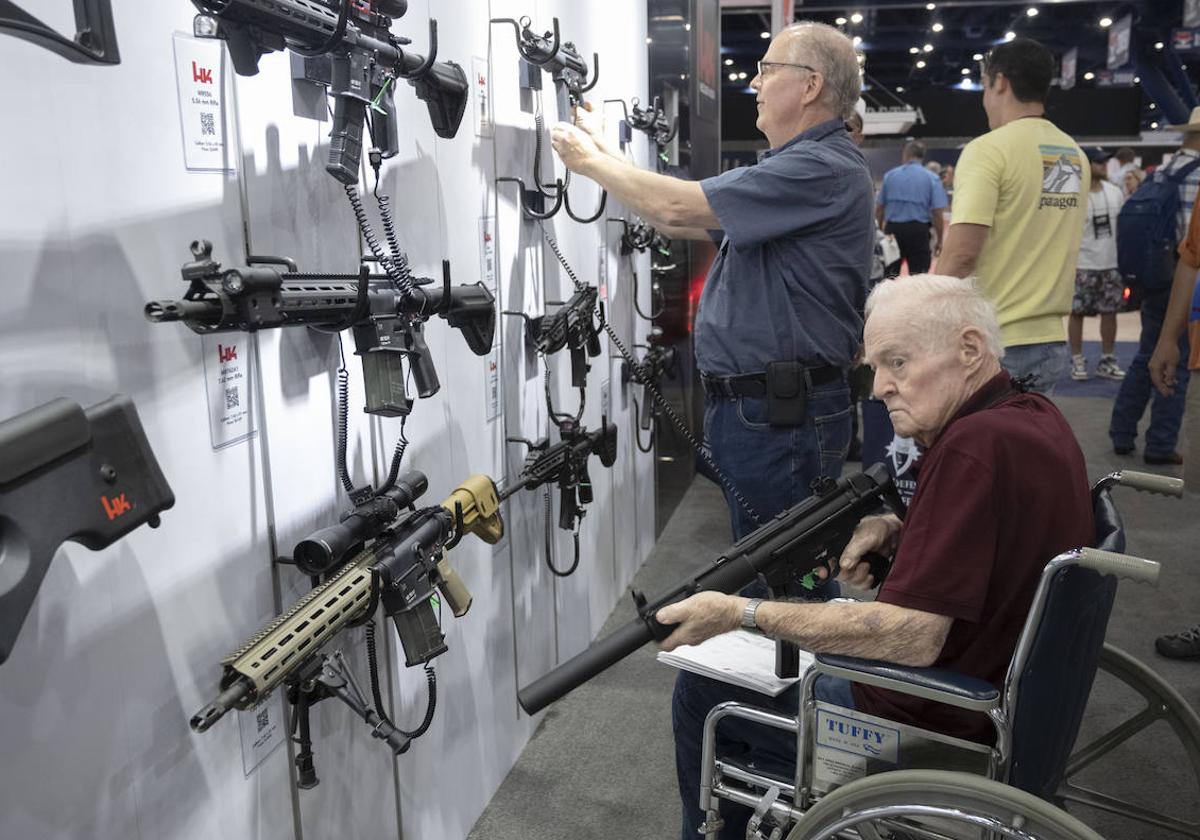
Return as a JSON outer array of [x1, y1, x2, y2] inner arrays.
[[1113, 470, 1185, 498], [1078, 547, 1160, 585]]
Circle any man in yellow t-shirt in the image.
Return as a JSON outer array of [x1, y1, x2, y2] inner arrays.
[[938, 38, 1088, 393]]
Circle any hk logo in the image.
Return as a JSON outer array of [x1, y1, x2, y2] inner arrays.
[[192, 61, 214, 85], [101, 494, 132, 521], [218, 343, 237, 364]]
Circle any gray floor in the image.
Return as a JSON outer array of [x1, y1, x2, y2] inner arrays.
[[468, 395, 1200, 840]]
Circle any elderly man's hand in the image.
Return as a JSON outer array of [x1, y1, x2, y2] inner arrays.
[[573, 100, 605, 141], [833, 514, 902, 589], [551, 121, 601, 174], [655, 592, 745, 652], [1149, 339, 1182, 396]]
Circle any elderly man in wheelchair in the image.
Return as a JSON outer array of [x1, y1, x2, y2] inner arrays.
[[658, 275, 1194, 840]]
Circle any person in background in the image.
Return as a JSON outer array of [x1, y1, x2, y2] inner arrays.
[[1110, 108, 1200, 465], [877, 140, 949, 276], [936, 37, 1088, 393], [941, 162, 956, 204], [1124, 166, 1147, 197], [1147, 188, 1200, 658], [1069, 147, 1127, 381], [1108, 146, 1138, 186]]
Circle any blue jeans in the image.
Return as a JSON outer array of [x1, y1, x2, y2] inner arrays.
[[702, 381, 853, 541], [1110, 291, 1192, 457], [674, 671, 855, 840], [1001, 341, 1069, 395]]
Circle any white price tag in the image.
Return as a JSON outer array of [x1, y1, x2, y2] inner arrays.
[[479, 216, 496, 295], [485, 347, 501, 422], [598, 245, 609, 302], [238, 699, 285, 777], [472, 56, 494, 137], [201, 334, 257, 450], [173, 34, 235, 172]]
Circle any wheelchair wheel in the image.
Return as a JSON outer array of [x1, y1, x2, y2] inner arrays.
[[787, 769, 1103, 840]]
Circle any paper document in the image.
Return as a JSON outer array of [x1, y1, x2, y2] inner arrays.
[[656, 630, 813, 697]]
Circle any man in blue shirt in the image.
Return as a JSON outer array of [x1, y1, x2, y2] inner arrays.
[[552, 21, 873, 839], [877, 140, 949, 275]]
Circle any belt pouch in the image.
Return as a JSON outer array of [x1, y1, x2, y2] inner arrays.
[[765, 361, 807, 426]]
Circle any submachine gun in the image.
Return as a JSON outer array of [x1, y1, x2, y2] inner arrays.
[[605, 95, 677, 170], [491, 15, 606, 223], [504, 420, 617, 530], [517, 464, 899, 713], [191, 470, 503, 784], [0, 396, 175, 664], [623, 338, 677, 450], [504, 284, 604, 390], [146, 241, 494, 417], [192, 0, 468, 184]]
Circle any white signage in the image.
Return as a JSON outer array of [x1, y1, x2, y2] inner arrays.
[[485, 347, 501, 422], [173, 34, 235, 172], [238, 698, 285, 776], [202, 334, 257, 449], [816, 707, 900, 763], [597, 244, 609, 302], [472, 56, 494, 137], [479, 215, 497, 295]]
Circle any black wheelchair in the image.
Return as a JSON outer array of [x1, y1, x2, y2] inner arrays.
[[697, 470, 1198, 840]]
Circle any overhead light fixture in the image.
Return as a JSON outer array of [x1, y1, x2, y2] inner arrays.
[[738, 71, 747, 79], [926, 3, 936, 10], [923, 43, 934, 52], [897, 85, 906, 92], [1099, 17, 1113, 28], [932, 22, 944, 33], [684, 23, 691, 31], [1150, 103, 1156, 110], [728, 72, 738, 81], [836, 16, 847, 25], [760, 31, 770, 39], [1026, 7, 1038, 17], [724, 58, 734, 66], [680, 73, 687, 80], [853, 35, 863, 46], [909, 46, 920, 54], [1083, 71, 1095, 80], [1134, 76, 1140, 83], [1151, 121, 1159, 129], [850, 12, 864, 24], [1155, 41, 1165, 50], [962, 67, 971, 75], [916, 59, 927, 68], [646, 37, 653, 44], [1004, 31, 1016, 41], [973, 52, 984, 61]]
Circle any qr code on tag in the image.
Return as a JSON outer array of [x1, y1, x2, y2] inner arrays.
[[200, 112, 215, 136], [224, 385, 240, 410], [256, 706, 269, 732]]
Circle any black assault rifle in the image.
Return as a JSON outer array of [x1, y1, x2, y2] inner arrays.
[[517, 464, 898, 713], [193, 0, 468, 184], [0, 396, 175, 664], [146, 241, 494, 417], [191, 472, 503, 778]]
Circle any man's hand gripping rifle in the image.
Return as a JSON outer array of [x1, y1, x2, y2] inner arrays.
[[146, 241, 495, 417], [193, 0, 468, 184], [190, 471, 503, 768], [517, 463, 900, 713]]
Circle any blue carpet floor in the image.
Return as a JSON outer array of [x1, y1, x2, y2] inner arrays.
[[1052, 340, 1139, 398]]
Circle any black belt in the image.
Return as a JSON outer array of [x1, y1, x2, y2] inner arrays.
[[701, 366, 844, 398]]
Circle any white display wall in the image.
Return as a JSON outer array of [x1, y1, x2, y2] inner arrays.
[[0, 1, 654, 838]]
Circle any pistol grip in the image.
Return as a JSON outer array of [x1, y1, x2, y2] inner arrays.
[[405, 324, 441, 399]]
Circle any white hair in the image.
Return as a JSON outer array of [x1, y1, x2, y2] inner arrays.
[[783, 22, 862, 120], [865, 274, 1005, 359]]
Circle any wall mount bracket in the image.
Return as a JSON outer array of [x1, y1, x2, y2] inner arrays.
[[0, 0, 120, 64]]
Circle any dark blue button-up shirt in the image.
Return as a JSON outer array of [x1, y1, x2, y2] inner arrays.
[[694, 119, 874, 375]]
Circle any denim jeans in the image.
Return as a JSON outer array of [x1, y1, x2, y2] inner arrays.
[[1000, 341, 1069, 395], [702, 380, 853, 542], [674, 670, 855, 840], [1109, 291, 1192, 457]]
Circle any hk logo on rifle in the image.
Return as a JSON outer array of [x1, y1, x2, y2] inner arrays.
[[192, 61, 214, 85], [101, 494, 132, 521], [218, 343, 237, 364]]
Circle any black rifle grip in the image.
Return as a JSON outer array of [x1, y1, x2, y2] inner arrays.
[[404, 323, 440, 399]]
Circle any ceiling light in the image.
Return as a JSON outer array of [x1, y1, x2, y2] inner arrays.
[[1083, 71, 1095, 80], [932, 23, 944, 32], [916, 60, 927, 68], [1155, 41, 1165, 50], [973, 52, 984, 61], [684, 23, 691, 31], [1026, 7, 1038, 16], [680, 73, 687, 80], [923, 43, 934, 52], [1134, 76, 1140, 83], [646, 37, 653, 44], [760, 31, 770, 39], [1004, 31, 1016, 41], [926, 3, 936, 9], [850, 12, 864, 24], [738, 71, 747, 79], [1150, 102, 1156, 109], [1099, 17, 1113, 28], [853, 35, 863, 46], [1152, 121, 1159, 129], [896, 85, 906, 92], [728, 72, 738, 81], [962, 67, 971, 75], [836, 16, 847, 25], [724, 58, 733, 66], [909, 46, 920, 54]]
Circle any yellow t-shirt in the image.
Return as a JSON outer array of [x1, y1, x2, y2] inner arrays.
[[952, 117, 1089, 347]]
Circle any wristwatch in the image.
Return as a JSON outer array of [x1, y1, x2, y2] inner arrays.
[[741, 598, 764, 630]]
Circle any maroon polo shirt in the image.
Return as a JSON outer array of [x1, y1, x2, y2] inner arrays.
[[851, 371, 1094, 743]]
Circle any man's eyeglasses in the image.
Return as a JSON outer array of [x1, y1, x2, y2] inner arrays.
[[756, 60, 818, 79]]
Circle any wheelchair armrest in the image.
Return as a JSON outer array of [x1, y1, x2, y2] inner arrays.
[[814, 654, 1001, 713]]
